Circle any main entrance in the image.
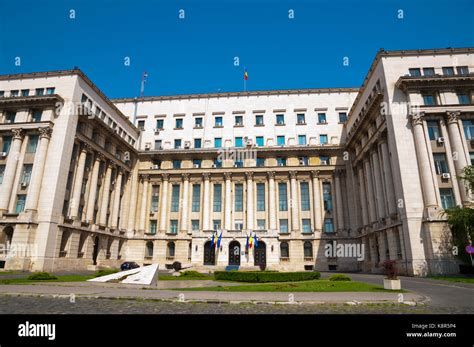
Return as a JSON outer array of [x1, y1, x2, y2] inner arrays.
[[228, 241, 241, 265], [92, 236, 99, 265], [203, 241, 216, 265], [254, 241, 266, 269]]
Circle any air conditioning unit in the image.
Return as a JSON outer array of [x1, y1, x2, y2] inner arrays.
[[441, 173, 451, 179], [184, 142, 191, 149], [0, 152, 7, 158], [246, 139, 253, 147], [437, 137, 445, 144], [320, 160, 328, 165], [144, 143, 151, 150], [151, 165, 159, 169], [21, 182, 28, 188], [212, 164, 217, 168], [193, 164, 200, 168]]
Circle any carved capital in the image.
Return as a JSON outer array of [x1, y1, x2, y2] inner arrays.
[[289, 171, 298, 179], [245, 172, 253, 180], [38, 127, 53, 139], [409, 112, 425, 127], [267, 171, 275, 179], [140, 174, 150, 182], [311, 170, 320, 179], [11, 128, 24, 140], [161, 173, 169, 181], [202, 172, 211, 180], [224, 172, 232, 180], [96, 152, 106, 161], [446, 111, 461, 124], [181, 173, 190, 181]]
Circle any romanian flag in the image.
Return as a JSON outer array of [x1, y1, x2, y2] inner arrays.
[[244, 68, 248, 81], [253, 233, 259, 249], [249, 233, 254, 249]]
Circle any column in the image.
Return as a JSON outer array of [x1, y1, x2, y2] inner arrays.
[[127, 162, 139, 232], [370, 149, 386, 219], [159, 173, 169, 232], [410, 113, 438, 207], [201, 173, 211, 231], [119, 173, 131, 230], [99, 161, 113, 226], [334, 170, 344, 231], [268, 171, 277, 231], [85, 153, 102, 223], [180, 173, 190, 232], [69, 143, 88, 218], [357, 165, 369, 226], [310, 170, 322, 231], [446, 111, 470, 202], [138, 174, 149, 232], [0, 129, 23, 212], [25, 127, 52, 212], [380, 140, 397, 215], [110, 167, 123, 229], [246, 172, 254, 231], [224, 172, 232, 230], [363, 158, 377, 223], [289, 171, 299, 232]]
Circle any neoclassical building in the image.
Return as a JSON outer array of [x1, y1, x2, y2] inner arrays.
[[0, 47, 472, 276]]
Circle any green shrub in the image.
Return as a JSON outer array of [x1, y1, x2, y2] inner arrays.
[[214, 271, 320, 283], [180, 270, 208, 278], [27, 272, 58, 281], [329, 274, 352, 281], [94, 269, 119, 277]]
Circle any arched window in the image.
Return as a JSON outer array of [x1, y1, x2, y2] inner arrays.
[[304, 241, 313, 258], [167, 242, 175, 258], [280, 242, 289, 258], [145, 241, 154, 258]]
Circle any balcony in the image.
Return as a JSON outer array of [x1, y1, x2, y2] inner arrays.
[[396, 72, 474, 92]]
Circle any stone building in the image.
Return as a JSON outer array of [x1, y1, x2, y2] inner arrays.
[[0, 47, 472, 275]]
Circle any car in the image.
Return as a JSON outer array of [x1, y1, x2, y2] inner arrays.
[[120, 262, 140, 271]]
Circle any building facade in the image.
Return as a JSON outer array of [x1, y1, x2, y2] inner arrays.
[[0, 47, 473, 276]]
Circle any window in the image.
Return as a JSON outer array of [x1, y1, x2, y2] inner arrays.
[[151, 186, 159, 212], [154, 140, 162, 150], [235, 220, 244, 230], [234, 159, 243, 168], [422, 94, 436, 106], [192, 220, 200, 231], [320, 134, 328, 144], [324, 218, 334, 233], [471, 152, 474, 165], [276, 114, 285, 125], [31, 110, 42, 122], [457, 93, 470, 105], [339, 112, 348, 123], [26, 135, 38, 153], [298, 135, 307, 145], [21, 89, 29, 96], [156, 119, 164, 129], [302, 219, 312, 233], [214, 138, 222, 148], [2, 136, 12, 153], [320, 155, 330, 164], [0, 91, 3, 97], [215, 116, 223, 127], [235, 137, 243, 147], [145, 242, 154, 258], [167, 242, 175, 257], [280, 242, 289, 258], [0, 165, 5, 184], [439, 188, 455, 209], [300, 182, 310, 211], [194, 117, 203, 128], [457, 66, 469, 75], [463, 120, 474, 140], [323, 182, 333, 211], [172, 160, 181, 169], [318, 113, 327, 124], [279, 219, 289, 233], [304, 241, 313, 257], [276, 157, 286, 166], [169, 220, 178, 234], [10, 90, 19, 97], [175, 118, 183, 129], [255, 115, 264, 126], [433, 153, 449, 175], [256, 183, 265, 211], [193, 159, 202, 168], [423, 67, 435, 76], [442, 67, 454, 76], [46, 87, 55, 95], [137, 120, 145, 130], [408, 68, 421, 77], [299, 156, 309, 166], [149, 220, 157, 235], [213, 184, 222, 212], [234, 184, 243, 211], [256, 157, 265, 167], [235, 115, 243, 126], [213, 159, 222, 168], [427, 120, 441, 140], [5, 111, 15, 123], [21, 165, 33, 185], [174, 139, 182, 149], [256, 136, 264, 147], [171, 185, 180, 212], [194, 138, 202, 148], [297, 114, 305, 124], [213, 219, 221, 231], [35, 88, 44, 96], [277, 136, 285, 146], [278, 183, 288, 211], [15, 195, 26, 214], [192, 184, 201, 212]]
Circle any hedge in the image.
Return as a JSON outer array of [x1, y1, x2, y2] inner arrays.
[[214, 271, 320, 283], [27, 272, 58, 281], [328, 274, 352, 281]]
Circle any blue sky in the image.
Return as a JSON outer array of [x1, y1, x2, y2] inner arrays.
[[0, 0, 473, 98]]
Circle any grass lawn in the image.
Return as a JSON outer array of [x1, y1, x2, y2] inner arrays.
[[429, 276, 474, 284], [158, 275, 214, 281], [178, 280, 406, 292], [0, 274, 94, 285]]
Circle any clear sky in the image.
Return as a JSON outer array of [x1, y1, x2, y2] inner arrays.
[[0, 0, 473, 98]]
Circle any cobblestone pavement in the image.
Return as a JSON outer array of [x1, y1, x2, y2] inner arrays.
[[0, 295, 472, 314]]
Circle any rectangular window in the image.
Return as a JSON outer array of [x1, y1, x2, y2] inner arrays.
[[234, 184, 243, 211], [137, 120, 145, 130], [235, 137, 243, 147], [191, 220, 200, 231], [299, 156, 309, 166], [324, 218, 334, 233], [235, 115, 243, 126], [31, 110, 42, 122], [457, 93, 470, 105], [297, 114, 305, 124], [279, 219, 289, 233], [423, 94, 436, 105], [235, 220, 243, 230], [10, 90, 19, 97], [276, 114, 285, 125], [46, 87, 55, 95], [457, 66, 469, 75], [21, 89, 29, 96], [257, 219, 266, 230], [193, 159, 202, 168], [151, 185, 159, 212], [433, 153, 449, 175], [214, 159, 222, 168], [215, 116, 223, 127], [320, 155, 330, 165], [174, 139, 182, 149], [213, 219, 221, 231], [169, 220, 178, 234], [175, 118, 183, 129], [423, 67, 435, 76], [256, 136, 264, 147], [153, 119, 163, 130], [302, 219, 312, 233], [192, 184, 201, 212], [171, 185, 180, 212], [214, 137, 222, 148], [172, 160, 181, 169], [463, 120, 474, 140], [5, 111, 15, 123], [149, 220, 157, 235], [439, 188, 455, 209], [278, 183, 288, 211], [277, 136, 285, 146], [427, 120, 441, 140], [36, 88, 44, 96], [323, 182, 333, 211], [298, 135, 307, 145], [256, 157, 265, 167], [276, 157, 286, 166], [0, 91, 4, 97], [320, 134, 328, 144], [339, 112, 348, 123], [26, 135, 38, 153], [318, 113, 327, 123], [0, 165, 5, 184], [256, 183, 265, 211], [408, 68, 421, 77], [154, 140, 162, 150], [21, 164, 33, 185], [255, 115, 264, 125], [300, 182, 310, 211], [2, 136, 12, 153], [194, 138, 202, 148], [213, 184, 222, 212], [442, 67, 454, 76], [15, 195, 26, 214], [194, 117, 203, 127]]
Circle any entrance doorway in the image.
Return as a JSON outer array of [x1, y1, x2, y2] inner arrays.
[[203, 241, 216, 265], [254, 241, 266, 269], [92, 236, 99, 265], [228, 241, 241, 266]]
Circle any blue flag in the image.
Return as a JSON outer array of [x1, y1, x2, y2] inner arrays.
[[253, 233, 259, 248], [245, 234, 249, 250], [217, 232, 222, 248]]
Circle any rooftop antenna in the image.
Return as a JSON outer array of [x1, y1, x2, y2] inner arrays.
[[132, 71, 148, 125]]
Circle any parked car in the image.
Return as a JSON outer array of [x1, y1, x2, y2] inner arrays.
[[120, 262, 140, 271]]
